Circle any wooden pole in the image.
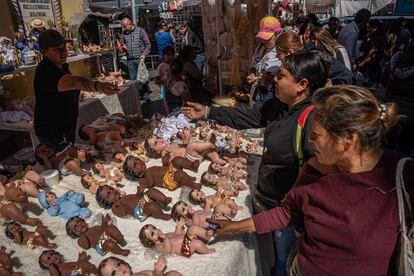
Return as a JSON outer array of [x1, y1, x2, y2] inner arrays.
[[215, 0, 223, 96]]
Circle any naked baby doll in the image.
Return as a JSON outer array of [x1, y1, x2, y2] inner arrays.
[[223, 156, 248, 169], [98, 255, 182, 276], [0, 246, 21, 276], [123, 155, 201, 192], [5, 222, 56, 249], [35, 144, 86, 177], [81, 173, 124, 196], [0, 170, 45, 198], [208, 163, 248, 180], [38, 191, 91, 220], [171, 200, 234, 234], [189, 189, 243, 219], [96, 185, 171, 221], [78, 124, 130, 154], [139, 220, 215, 258], [144, 133, 226, 165], [201, 172, 248, 191], [38, 250, 96, 276], [92, 162, 124, 185], [0, 186, 40, 226], [66, 214, 130, 256]]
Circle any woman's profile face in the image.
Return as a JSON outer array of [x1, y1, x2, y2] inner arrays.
[[273, 65, 303, 106], [309, 119, 342, 165]]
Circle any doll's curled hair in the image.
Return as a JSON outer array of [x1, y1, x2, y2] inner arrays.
[[77, 124, 89, 141], [4, 222, 16, 240], [144, 134, 161, 159], [38, 250, 59, 270], [200, 171, 211, 187], [171, 201, 185, 222], [138, 224, 156, 248], [95, 186, 113, 209], [80, 174, 91, 189], [65, 216, 81, 239], [98, 256, 132, 276], [188, 189, 201, 205]]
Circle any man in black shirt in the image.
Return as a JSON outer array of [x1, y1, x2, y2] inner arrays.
[[34, 30, 121, 151]]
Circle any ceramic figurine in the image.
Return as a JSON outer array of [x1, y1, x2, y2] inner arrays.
[[38, 191, 91, 220], [0, 246, 21, 276], [38, 250, 96, 276], [66, 214, 130, 256], [5, 222, 56, 249]]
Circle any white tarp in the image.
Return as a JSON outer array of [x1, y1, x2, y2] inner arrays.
[[335, 0, 392, 17]]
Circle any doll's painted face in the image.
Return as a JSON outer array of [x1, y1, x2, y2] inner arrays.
[[146, 136, 167, 154], [143, 224, 164, 244], [176, 201, 193, 218], [211, 163, 221, 172], [46, 192, 56, 204], [8, 223, 22, 239], [77, 149, 86, 162], [93, 162, 104, 172], [81, 174, 96, 189], [202, 172, 218, 185], [190, 189, 206, 203], [125, 156, 146, 177], [81, 125, 96, 138], [67, 216, 88, 236], [5, 186, 27, 202], [40, 250, 62, 267], [99, 257, 132, 276], [99, 185, 120, 204]]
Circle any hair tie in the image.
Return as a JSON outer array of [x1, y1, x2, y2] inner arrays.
[[378, 104, 386, 121]]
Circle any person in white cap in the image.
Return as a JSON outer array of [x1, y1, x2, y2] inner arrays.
[[248, 16, 282, 108]]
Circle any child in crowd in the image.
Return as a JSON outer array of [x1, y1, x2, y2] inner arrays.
[[155, 46, 175, 110], [164, 59, 191, 115]]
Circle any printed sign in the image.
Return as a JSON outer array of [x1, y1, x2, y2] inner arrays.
[[18, 0, 55, 35]]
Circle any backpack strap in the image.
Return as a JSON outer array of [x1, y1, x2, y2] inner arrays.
[[296, 105, 314, 166]]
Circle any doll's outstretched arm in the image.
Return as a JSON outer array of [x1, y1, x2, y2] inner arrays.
[[174, 218, 186, 235]]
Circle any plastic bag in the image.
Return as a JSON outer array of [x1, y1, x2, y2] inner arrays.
[[137, 60, 149, 83]]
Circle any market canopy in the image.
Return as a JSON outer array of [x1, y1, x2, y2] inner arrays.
[[335, 0, 392, 16], [89, 0, 202, 14]]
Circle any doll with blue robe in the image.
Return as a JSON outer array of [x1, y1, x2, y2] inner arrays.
[[38, 191, 91, 220]]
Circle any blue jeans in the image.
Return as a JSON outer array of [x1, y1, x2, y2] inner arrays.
[[127, 59, 139, 80], [273, 227, 297, 276], [195, 51, 206, 72]]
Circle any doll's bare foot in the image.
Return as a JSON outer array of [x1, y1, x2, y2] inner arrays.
[[47, 243, 57, 249], [163, 197, 172, 206], [191, 160, 200, 173], [208, 248, 216, 253], [120, 249, 130, 256]]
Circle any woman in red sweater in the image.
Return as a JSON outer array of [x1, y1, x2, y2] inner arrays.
[[209, 85, 414, 276]]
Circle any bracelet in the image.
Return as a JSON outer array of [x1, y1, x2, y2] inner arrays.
[[94, 81, 99, 92], [205, 106, 210, 119]]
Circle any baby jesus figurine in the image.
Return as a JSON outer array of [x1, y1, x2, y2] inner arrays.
[[139, 219, 215, 258], [144, 133, 226, 165], [0, 186, 40, 226], [208, 163, 248, 180], [98, 255, 182, 276], [81, 173, 124, 196], [189, 189, 242, 219], [0, 246, 21, 276], [38, 191, 91, 220], [201, 172, 248, 191], [66, 214, 130, 256], [96, 185, 172, 221], [38, 250, 96, 276], [5, 222, 56, 249], [0, 170, 46, 199], [92, 162, 124, 185], [78, 124, 130, 153], [123, 155, 201, 192]]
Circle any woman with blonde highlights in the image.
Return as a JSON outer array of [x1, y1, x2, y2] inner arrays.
[[310, 27, 351, 71], [209, 85, 414, 276]]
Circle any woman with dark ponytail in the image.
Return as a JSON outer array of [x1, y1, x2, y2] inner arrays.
[[183, 50, 329, 276]]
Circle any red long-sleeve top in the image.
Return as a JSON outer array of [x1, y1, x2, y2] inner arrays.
[[253, 150, 414, 276]]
